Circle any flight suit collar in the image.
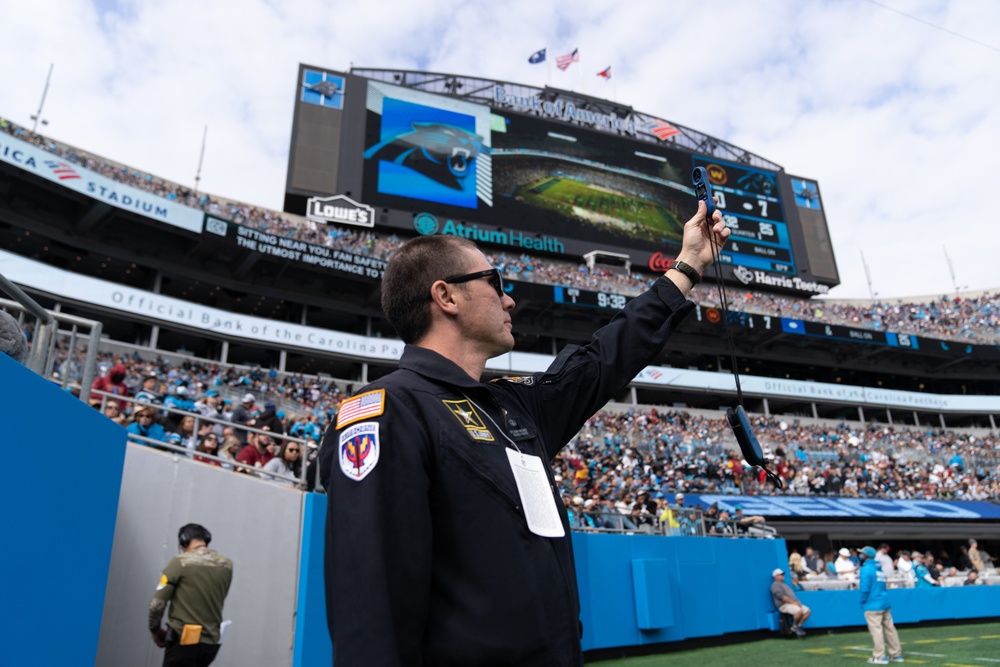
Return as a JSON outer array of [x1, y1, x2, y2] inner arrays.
[[399, 345, 485, 391]]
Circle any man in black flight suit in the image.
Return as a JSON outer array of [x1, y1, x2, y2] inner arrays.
[[319, 201, 729, 666]]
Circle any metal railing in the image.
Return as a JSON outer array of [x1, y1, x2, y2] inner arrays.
[[91, 389, 317, 489], [0, 283, 103, 403], [567, 507, 778, 538]]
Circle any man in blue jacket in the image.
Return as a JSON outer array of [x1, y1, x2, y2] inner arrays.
[[859, 545, 903, 664]]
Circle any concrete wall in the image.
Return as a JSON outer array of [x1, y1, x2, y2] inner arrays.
[[97, 444, 303, 667]]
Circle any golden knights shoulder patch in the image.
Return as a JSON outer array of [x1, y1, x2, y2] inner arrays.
[[339, 422, 380, 481]]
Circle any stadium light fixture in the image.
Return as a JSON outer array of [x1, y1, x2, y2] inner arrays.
[[30, 63, 54, 134], [634, 151, 666, 162], [546, 132, 577, 143]]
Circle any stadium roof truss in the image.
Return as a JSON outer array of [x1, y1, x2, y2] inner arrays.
[[351, 68, 783, 172]]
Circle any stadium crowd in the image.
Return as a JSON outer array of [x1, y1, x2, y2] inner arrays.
[[4, 117, 999, 345], [71, 349, 1000, 503], [784, 542, 996, 589]]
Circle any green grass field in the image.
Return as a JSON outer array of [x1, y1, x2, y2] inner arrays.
[[588, 621, 1000, 666], [517, 177, 683, 243]]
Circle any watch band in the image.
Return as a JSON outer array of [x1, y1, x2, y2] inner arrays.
[[672, 260, 702, 286]]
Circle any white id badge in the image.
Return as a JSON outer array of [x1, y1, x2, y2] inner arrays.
[[506, 448, 566, 538]]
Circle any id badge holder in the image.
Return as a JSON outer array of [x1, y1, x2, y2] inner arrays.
[[506, 448, 565, 538]]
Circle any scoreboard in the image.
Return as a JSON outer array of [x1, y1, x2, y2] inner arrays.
[[284, 66, 840, 296], [692, 157, 796, 275]]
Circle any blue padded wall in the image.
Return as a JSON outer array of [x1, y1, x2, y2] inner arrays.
[[0, 353, 126, 666]]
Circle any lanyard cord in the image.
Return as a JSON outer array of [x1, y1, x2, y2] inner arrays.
[[460, 392, 522, 454], [707, 229, 744, 404], [706, 223, 782, 489]]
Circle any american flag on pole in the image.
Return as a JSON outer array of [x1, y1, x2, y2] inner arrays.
[[646, 118, 682, 141], [555, 48, 579, 71], [597, 66, 612, 80]]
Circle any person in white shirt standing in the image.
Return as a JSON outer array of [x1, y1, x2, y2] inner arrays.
[[875, 543, 895, 575], [835, 547, 858, 580]]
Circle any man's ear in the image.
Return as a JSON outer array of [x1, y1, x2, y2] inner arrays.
[[429, 280, 462, 315]]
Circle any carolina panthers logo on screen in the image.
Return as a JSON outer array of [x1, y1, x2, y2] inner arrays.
[[736, 172, 776, 196], [365, 122, 486, 191]]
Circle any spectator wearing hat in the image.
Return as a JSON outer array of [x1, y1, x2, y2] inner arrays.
[[630, 490, 658, 532], [90, 362, 130, 402], [133, 374, 163, 407], [195, 390, 223, 422], [230, 394, 257, 443], [127, 406, 167, 448], [701, 503, 720, 535], [875, 544, 895, 575], [968, 539, 986, 573], [253, 401, 286, 436], [835, 547, 858, 581], [859, 545, 903, 664], [163, 385, 196, 432], [770, 568, 809, 637], [912, 552, 938, 588], [895, 551, 914, 584]]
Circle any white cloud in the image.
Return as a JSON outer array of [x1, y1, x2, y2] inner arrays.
[[1, 0, 997, 299]]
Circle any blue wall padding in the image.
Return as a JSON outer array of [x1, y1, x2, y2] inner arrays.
[[631, 559, 674, 629], [0, 353, 126, 666], [295, 507, 1000, 664]]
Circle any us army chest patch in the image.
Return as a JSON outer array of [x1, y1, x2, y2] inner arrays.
[[442, 399, 495, 442]]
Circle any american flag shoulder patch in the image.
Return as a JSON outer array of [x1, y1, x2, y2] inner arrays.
[[336, 389, 386, 429]]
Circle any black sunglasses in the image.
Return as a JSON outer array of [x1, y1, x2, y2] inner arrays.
[[443, 268, 505, 299]]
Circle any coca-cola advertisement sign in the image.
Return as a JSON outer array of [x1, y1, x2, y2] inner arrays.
[[648, 252, 674, 273]]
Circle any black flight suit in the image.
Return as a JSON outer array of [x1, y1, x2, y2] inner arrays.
[[318, 276, 694, 666]]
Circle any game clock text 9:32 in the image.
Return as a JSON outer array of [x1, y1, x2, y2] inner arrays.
[[552, 286, 631, 310]]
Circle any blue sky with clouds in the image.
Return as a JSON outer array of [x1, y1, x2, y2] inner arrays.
[[2, 0, 998, 299]]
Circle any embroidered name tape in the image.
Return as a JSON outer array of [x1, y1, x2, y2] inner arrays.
[[339, 422, 380, 481], [336, 389, 385, 429]]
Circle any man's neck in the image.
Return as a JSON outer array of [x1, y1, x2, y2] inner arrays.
[[415, 338, 486, 381]]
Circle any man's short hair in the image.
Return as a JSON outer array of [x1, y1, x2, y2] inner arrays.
[[178, 523, 212, 548], [381, 235, 479, 344]]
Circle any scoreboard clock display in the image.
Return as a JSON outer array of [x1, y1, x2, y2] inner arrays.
[[692, 157, 797, 275], [552, 285, 633, 310]]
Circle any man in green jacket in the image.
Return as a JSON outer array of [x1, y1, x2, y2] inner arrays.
[[149, 524, 233, 667]]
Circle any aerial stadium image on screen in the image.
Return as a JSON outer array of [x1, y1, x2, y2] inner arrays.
[[487, 109, 699, 248]]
